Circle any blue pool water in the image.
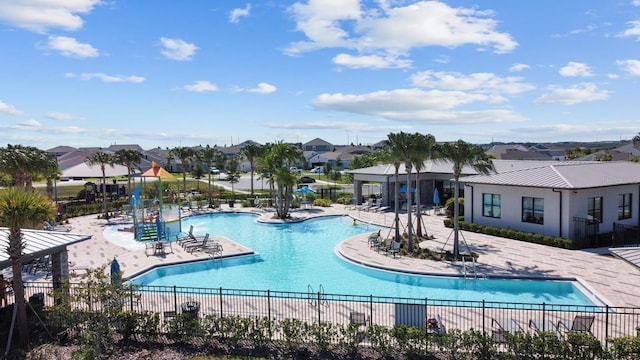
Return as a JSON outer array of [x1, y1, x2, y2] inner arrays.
[[130, 213, 597, 306]]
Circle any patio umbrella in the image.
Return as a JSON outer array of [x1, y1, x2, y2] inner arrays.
[[110, 257, 122, 285], [433, 188, 441, 206]]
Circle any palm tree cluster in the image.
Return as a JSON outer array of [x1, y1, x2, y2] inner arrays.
[[381, 133, 494, 260]]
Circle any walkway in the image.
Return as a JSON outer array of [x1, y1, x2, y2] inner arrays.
[[60, 204, 640, 308]]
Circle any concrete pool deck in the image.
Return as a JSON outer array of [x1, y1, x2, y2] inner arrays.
[[61, 203, 640, 307]]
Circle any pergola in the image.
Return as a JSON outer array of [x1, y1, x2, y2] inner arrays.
[[0, 228, 91, 288]]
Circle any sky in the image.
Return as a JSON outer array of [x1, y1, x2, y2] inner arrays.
[[1, 0, 640, 151]]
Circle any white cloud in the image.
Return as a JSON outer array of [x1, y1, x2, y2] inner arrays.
[[160, 37, 198, 61], [535, 83, 611, 105], [310, 88, 525, 124], [0, 0, 101, 33], [509, 63, 530, 72], [286, 0, 517, 60], [0, 100, 24, 116], [66, 73, 146, 83], [333, 53, 411, 69], [45, 35, 99, 58], [410, 70, 535, 95], [18, 119, 41, 128], [559, 62, 593, 77], [618, 21, 640, 40], [229, 4, 251, 23], [46, 112, 73, 121], [633, 0, 640, 6], [183, 81, 219, 92], [248, 82, 277, 94], [617, 59, 640, 76]]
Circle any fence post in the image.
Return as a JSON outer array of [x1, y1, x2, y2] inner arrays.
[[369, 295, 374, 326], [219, 287, 223, 318], [482, 300, 486, 335], [317, 291, 321, 325], [173, 285, 177, 313], [542, 303, 546, 331], [267, 289, 272, 339], [605, 305, 610, 348]]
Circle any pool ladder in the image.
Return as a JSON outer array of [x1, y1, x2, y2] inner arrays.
[[307, 284, 327, 307], [462, 256, 477, 279]]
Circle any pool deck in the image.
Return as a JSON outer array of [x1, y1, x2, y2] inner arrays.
[[62, 204, 640, 307]]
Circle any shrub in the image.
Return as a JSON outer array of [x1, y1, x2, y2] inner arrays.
[[313, 198, 332, 207]]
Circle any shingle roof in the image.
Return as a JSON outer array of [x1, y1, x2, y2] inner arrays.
[[462, 161, 640, 189]]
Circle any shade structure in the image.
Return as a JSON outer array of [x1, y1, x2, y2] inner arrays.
[[62, 162, 132, 178], [295, 186, 316, 194], [399, 184, 416, 193], [141, 161, 176, 181], [433, 188, 441, 206], [110, 257, 122, 285]]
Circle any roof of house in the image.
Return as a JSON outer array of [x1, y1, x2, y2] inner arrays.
[[462, 161, 640, 189], [303, 138, 333, 147]]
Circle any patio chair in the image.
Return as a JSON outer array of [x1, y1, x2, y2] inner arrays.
[[529, 318, 562, 339], [44, 221, 72, 232], [373, 206, 391, 213], [379, 238, 393, 253], [492, 318, 524, 342], [387, 241, 401, 257], [183, 233, 210, 253], [558, 315, 595, 334], [349, 311, 369, 327], [427, 314, 446, 335], [176, 225, 195, 245]]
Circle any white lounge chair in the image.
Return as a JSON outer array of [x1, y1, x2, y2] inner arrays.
[[183, 233, 210, 253]]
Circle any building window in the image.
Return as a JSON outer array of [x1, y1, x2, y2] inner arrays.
[[522, 197, 544, 224], [618, 193, 632, 220], [587, 197, 603, 223], [438, 180, 464, 202], [482, 193, 501, 218]]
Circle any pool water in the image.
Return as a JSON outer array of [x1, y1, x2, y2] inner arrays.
[[130, 213, 597, 306]]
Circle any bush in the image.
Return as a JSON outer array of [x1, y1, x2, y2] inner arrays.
[[313, 198, 332, 207]]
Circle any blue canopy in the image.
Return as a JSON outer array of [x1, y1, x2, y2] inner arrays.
[[399, 184, 416, 193], [295, 186, 316, 194], [110, 257, 122, 285]]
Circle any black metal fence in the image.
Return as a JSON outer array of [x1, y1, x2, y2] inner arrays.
[[613, 222, 640, 247], [21, 282, 640, 347]]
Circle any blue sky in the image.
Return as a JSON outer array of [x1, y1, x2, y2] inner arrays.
[[1, 0, 639, 150]]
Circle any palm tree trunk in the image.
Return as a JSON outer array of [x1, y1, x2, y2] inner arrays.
[[393, 169, 401, 242], [453, 175, 461, 259], [406, 172, 413, 252], [415, 170, 423, 238], [250, 169, 255, 196], [101, 170, 108, 218]]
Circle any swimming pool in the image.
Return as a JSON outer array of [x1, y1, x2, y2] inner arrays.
[[130, 213, 597, 306]]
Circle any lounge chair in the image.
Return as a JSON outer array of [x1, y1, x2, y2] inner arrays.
[[44, 221, 72, 232], [373, 206, 390, 213], [379, 238, 393, 253], [529, 319, 562, 339], [492, 318, 524, 342], [558, 315, 595, 334], [183, 233, 210, 253], [349, 311, 369, 327], [205, 241, 224, 257], [176, 225, 195, 245]]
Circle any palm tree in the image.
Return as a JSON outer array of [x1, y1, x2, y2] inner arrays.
[[633, 133, 640, 149], [0, 188, 56, 344], [170, 147, 194, 195], [0, 144, 51, 192], [241, 143, 263, 196], [411, 133, 436, 239], [261, 142, 303, 219], [383, 133, 410, 244], [437, 139, 494, 259], [114, 149, 143, 198], [85, 151, 116, 218], [40, 153, 61, 202], [200, 146, 224, 205]]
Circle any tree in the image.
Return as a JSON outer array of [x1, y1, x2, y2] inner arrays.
[[436, 139, 494, 259], [200, 146, 224, 205], [411, 133, 436, 240], [383, 133, 409, 244], [260, 142, 303, 219], [170, 147, 194, 195], [0, 144, 54, 192], [225, 155, 242, 196], [85, 151, 116, 218], [241, 143, 263, 196], [633, 133, 640, 148], [0, 188, 56, 344], [114, 149, 143, 198]]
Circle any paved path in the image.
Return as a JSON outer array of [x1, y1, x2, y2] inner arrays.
[[62, 204, 640, 307]]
